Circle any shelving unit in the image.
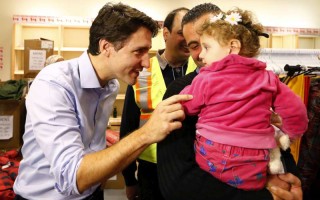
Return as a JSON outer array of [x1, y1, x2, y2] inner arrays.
[[298, 35, 320, 49], [60, 25, 90, 60], [12, 24, 59, 80], [109, 80, 127, 127], [263, 34, 320, 49], [11, 23, 164, 79]]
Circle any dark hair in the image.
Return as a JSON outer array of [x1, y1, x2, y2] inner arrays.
[[182, 3, 221, 27], [163, 7, 189, 32], [88, 2, 159, 55]]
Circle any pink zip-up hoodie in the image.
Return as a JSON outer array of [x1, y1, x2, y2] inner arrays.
[[180, 54, 308, 149]]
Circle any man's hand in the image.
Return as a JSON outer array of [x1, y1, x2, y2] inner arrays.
[[266, 173, 302, 200], [271, 111, 282, 128], [140, 94, 193, 144]]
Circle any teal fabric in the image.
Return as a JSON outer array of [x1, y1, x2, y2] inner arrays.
[[0, 80, 27, 100]]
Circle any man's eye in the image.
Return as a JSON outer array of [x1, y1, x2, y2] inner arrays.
[[135, 50, 142, 54], [134, 49, 148, 56], [189, 44, 199, 50], [135, 49, 147, 55]]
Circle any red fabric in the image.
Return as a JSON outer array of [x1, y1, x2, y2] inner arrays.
[[0, 149, 21, 200], [0, 157, 9, 165], [106, 129, 120, 147], [304, 76, 311, 106]]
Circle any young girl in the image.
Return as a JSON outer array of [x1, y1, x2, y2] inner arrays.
[[179, 8, 308, 190]]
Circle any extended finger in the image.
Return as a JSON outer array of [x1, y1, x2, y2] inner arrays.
[[168, 120, 183, 133], [266, 174, 290, 191], [161, 94, 193, 106], [167, 109, 185, 122], [269, 186, 294, 200]]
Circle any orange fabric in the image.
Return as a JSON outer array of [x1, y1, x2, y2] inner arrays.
[[140, 113, 151, 120], [135, 80, 141, 105], [286, 75, 310, 163]]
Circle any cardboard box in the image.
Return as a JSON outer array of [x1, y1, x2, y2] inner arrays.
[[0, 99, 26, 150], [104, 173, 125, 189], [24, 38, 54, 78]]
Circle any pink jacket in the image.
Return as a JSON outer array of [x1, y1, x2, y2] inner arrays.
[[180, 54, 308, 149]]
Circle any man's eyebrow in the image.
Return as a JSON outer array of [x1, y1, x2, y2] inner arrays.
[[135, 46, 151, 51], [187, 41, 199, 47]]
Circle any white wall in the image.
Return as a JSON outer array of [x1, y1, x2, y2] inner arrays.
[[0, 0, 319, 81]]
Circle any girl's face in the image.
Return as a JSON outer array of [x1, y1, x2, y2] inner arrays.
[[199, 33, 231, 66]]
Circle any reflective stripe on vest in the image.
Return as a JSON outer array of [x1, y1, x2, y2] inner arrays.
[[133, 56, 197, 163]]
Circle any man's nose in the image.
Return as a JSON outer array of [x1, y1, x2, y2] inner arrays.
[[141, 53, 150, 69]]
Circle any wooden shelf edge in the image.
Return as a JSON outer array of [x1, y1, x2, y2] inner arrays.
[[14, 70, 24, 75], [60, 47, 87, 51], [15, 47, 59, 51], [116, 94, 125, 100], [109, 117, 121, 126]]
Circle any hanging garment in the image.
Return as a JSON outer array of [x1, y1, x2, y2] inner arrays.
[[297, 78, 320, 199], [286, 75, 310, 163]]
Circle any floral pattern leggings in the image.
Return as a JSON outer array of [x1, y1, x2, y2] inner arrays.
[[194, 134, 269, 190]]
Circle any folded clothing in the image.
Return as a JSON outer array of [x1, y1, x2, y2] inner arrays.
[[0, 149, 21, 200]]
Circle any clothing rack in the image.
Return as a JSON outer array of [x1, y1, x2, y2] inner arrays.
[[258, 48, 320, 75], [282, 64, 320, 84]]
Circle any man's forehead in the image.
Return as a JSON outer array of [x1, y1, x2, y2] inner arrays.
[[183, 13, 217, 42], [125, 27, 152, 49], [194, 13, 214, 28], [182, 24, 196, 40]]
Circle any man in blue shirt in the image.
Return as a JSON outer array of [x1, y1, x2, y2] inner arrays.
[[13, 3, 191, 200]]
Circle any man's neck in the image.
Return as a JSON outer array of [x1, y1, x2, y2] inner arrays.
[[88, 52, 109, 87], [161, 50, 187, 68]]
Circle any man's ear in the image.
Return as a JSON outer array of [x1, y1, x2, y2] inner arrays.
[[229, 39, 241, 54], [99, 39, 113, 56], [163, 27, 170, 42]]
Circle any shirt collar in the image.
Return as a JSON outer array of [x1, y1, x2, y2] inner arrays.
[[196, 67, 200, 74], [156, 49, 168, 70], [78, 52, 103, 89], [78, 52, 119, 95], [156, 49, 190, 71]]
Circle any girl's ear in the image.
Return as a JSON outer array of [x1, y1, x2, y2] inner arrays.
[[229, 39, 241, 54]]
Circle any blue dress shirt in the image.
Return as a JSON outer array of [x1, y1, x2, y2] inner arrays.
[[13, 52, 119, 199]]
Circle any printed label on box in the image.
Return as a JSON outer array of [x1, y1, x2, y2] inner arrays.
[[0, 116, 13, 140], [41, 40, 53, 49], [29, 50, 46, 70]]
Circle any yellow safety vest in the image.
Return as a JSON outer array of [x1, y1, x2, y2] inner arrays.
[[133, 56, 197, 163]]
